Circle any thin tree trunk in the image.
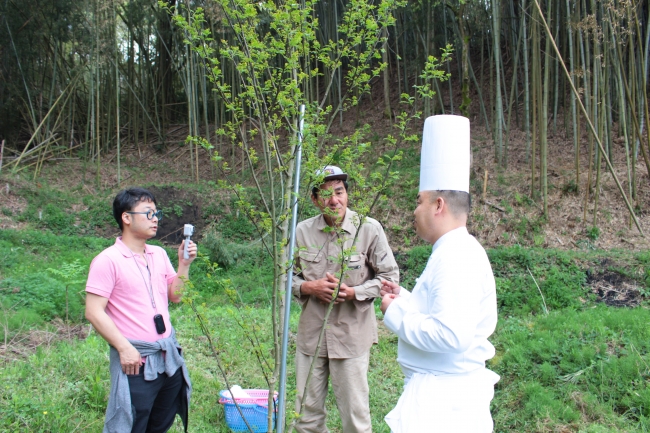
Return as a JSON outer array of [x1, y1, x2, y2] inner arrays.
[[443, 6, 454, 113], [522, 0, 531, 162], [566, 0, 578, 191], [492, 0, 504, 165], [453, 3, 470, 117], [382, 27, 391, 121], [116, 42, 121, 185], [531, 3, 539, 197], [541, 0, 551, 217], [505, 11, 524, 169], [552, 0, 560, 134], [95, 0, 101, 188]]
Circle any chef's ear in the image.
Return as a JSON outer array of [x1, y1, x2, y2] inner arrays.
[[436, 196, 445, 213]]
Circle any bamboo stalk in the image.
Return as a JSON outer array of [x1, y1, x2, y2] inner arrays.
[[531, 5, 538, 198], [632, 3, 650, 174], [552, 0, 560, 134], [492, 0, 504, 165], [532, 0, 644, 236], [35, 104, 68, 179], [541, 0, 551, 217], [522, 0, 531, 162], [111, 1, 119, 185], [607, 12, 633, 226], [466, 56, 490, 132], [443, 5, 453, 113], [504, 12, 525, 168], [13, 140, 83, 173], [10, 76, 79, 169], [5, 20, 38, 132], [579, 0, 592, 222], [592, 80, 604, 228], [566, 0, 579, 191]]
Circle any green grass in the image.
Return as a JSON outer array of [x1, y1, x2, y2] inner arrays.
[[0, 230, 114, 333], [1, 231, 649, 432], [492, 308, 650, 431], [7, 177, 258, 240], [12, 182, 118, 236]]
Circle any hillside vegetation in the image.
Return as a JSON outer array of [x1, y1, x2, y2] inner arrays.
[[2, 0, 650, 429], [1, 149, 650, 431]]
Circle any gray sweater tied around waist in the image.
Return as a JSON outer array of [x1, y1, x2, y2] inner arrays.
[[103, 328, 192, 433]]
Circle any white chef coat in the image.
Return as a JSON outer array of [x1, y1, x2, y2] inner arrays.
[[383, 227, 499, 432], [384, 226, 497, 375]]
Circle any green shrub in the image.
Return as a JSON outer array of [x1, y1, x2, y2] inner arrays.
[[0, 273, 85, 321], [78, 197, 116, 232], [587, 226, 601, 241], [201, 230, 263, 269], [0, 229, 111, 265], [41, 203, 76, 234], [489, 247, 589, 315], [202, 196, 258, 241]]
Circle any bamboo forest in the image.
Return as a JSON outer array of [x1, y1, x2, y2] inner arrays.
[[3, 0, 650, 224]]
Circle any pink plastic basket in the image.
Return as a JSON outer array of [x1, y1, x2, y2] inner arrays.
[[218, 389, 278, 433]]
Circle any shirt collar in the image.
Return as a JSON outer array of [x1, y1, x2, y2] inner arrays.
[[115, 236, 153, 257], [431, 226, 469, 254], [316, 208, 358, 235]]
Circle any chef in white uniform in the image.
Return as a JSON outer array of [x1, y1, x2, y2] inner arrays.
[[379, 115, 499, 432]]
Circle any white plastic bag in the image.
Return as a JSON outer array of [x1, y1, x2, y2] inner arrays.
[[222, 385, 252, 400]]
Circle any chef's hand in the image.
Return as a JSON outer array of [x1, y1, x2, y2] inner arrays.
[[380, 279, 401, 297], [380, 293, 398, 314]]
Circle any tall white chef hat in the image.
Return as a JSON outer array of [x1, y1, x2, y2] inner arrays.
[[419, 115, 470, 193]]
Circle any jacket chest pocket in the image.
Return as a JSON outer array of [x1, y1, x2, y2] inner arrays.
[[344, 254, 367, 286], [299, 250, 325, 279]]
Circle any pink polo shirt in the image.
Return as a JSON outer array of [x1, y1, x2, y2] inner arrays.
[[86, 237, 177, 342]]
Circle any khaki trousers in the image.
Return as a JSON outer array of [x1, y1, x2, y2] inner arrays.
[[295, 351, 372, 433]]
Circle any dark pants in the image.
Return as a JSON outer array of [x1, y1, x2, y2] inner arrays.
[[127, 367, 184, 433]]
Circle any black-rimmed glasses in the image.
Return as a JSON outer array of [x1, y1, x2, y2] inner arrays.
[[125, 210, 163, 221]]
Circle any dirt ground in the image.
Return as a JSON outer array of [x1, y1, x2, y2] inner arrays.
[[0, 319, 92, 361], [468, 124, 650, 251]]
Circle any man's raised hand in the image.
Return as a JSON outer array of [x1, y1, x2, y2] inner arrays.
[[380, 279, 401, 297], [380, 293, 398, 314], [178, 240, 197, 266]]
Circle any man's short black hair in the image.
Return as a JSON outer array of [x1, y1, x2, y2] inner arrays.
[[430, 190, 471, 217], [311, 180, 349, 198], [113, 188, 157, 230]]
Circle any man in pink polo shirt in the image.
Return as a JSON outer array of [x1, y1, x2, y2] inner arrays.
[[85, 187, 197, 433]]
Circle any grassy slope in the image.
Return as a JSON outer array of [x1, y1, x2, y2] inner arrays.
[[1, 136, 649, 431], [1, 231, 650, 432]]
